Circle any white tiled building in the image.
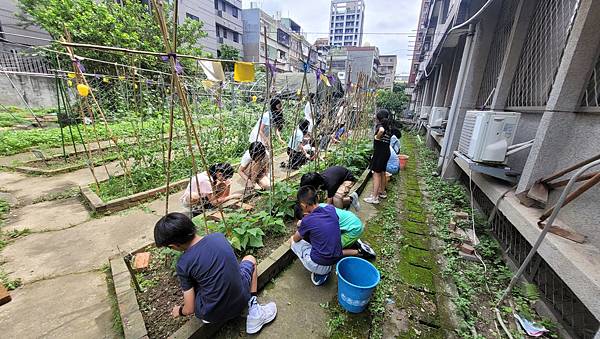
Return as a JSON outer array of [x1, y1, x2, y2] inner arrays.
[[328, 0, 365, 48]]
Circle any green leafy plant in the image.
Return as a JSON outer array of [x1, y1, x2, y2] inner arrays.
[[258, 181, 298, 220], [208, 211, 265, 252]]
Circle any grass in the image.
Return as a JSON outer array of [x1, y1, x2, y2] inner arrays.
[[102, 264, 125, 338]]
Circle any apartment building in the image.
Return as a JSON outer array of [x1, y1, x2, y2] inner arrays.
[[407, 0, 433, 88], [329, 0, 365, 48], [179, 0, 243, 57], [329, 45, 380, 88], [241, 7, 317, 73], [0, 0, 51, 50], [411, 0, 600, 337], [378, 54, 397, 90]]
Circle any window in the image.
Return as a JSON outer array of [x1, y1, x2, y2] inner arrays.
[[186, 13, 199, 21], [344, 42, 352, 46], [335, 22, 343, 27], [233, 31, 239, 43], [335, 29, 343, 34], [345, 29, 353, 34], [223, 28, 228, 39], [334, 35, 342, 41], [231, 6, 238, 18]]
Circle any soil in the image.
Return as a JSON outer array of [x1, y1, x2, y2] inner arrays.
[[24, 149, 117, 170], [132, 222, 295, 339]]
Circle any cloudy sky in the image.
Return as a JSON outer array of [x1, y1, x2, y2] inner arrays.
[[241, 0, 420, 75]]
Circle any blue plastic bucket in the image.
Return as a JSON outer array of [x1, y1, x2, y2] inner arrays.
[[336, 257, 381, 313]]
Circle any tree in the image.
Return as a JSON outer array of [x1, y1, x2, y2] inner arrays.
[[376, 89, 409, 117], [217, 44, 240, 72], [17, 0, 207, 73]]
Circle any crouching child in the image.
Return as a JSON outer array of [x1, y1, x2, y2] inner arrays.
[[290, 186, 344, 286], [154, 213, 277, 334]]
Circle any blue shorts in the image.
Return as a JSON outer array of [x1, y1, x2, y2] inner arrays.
[[239, 259, 255, 291]]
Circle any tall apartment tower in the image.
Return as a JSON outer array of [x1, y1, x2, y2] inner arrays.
[[329, 0, 365, 48]]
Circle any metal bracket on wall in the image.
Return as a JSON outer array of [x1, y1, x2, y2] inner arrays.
[[454, 151, 520, 184]]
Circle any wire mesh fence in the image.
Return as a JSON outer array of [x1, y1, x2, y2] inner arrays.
[[506, 0, 580, 108], [0, 48, 51, 74], [476, 0, 519, 107], [580, 53, 600, 108]]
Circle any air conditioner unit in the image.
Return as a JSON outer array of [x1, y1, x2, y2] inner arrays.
[[458, 110, 521, 164], [218, 37, 224, 43], [217, 10, 223, 17], [420, 106, 431, 119], [429, 107, 448, 127]]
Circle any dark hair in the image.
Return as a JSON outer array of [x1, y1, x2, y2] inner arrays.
[[298, 119, 310, 135], [270, 97, 282, 112], [391, 128, 402, 139], [376, 109, 390, 130], [297, 185, 319, 206], [294, 202, 305, 220], [248, 141, 267, 161], [272, 111, 285, 131], [300, 172, 324, 190], [209, 163, 234, 181], [154, 212, 196, 247]]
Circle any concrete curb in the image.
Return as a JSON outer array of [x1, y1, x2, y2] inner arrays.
[[109, 254, 149, 339], [81, 177, 189, 214]]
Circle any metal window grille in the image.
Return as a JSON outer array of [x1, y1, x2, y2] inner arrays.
[[580, 54, 600, 107], [476, 0, 519, 107], [506, 0, 580, 107], [0, 49, 50, 75], [459, 172, 599, 339]]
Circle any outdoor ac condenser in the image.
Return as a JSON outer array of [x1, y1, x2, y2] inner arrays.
[[458, 111, 521, 164], [429, 107, 448, 127], [420, 106, 431, 119]]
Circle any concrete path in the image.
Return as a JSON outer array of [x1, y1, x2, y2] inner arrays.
[[0, 149, 298, 338]]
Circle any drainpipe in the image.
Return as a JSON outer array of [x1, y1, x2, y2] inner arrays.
[[437, 23, 476, 170]]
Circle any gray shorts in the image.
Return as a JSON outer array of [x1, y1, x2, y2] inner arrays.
[[291, 240, 332, 275]]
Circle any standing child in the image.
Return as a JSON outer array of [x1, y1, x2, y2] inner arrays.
[[383, 128, 402, 197], [364, 109, 392, 204], [154, 213, 277, 334], [290, 186, 343, 286]]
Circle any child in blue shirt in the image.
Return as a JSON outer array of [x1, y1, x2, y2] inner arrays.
[[290, 186, 375, 286], [154, 213, 277, 334]]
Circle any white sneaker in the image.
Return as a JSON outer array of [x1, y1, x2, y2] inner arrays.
[[246, 296, 277, 334], [363, 196, 380, 204], [349, 191, 361, 211]]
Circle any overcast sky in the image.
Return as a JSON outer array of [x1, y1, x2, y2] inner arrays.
[[241, 0, 420, 75]]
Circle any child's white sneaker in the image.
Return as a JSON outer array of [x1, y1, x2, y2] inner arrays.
[[246, 296, 277, 334], [363, 196, 380, 204]]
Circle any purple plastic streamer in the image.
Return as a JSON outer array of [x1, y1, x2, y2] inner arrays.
[[161, 54, 184, 75]]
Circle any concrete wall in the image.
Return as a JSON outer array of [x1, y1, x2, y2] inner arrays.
[[0, 73, 57, 108], [505, 111, 543, 172]]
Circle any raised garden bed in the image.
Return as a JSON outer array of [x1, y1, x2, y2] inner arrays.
[[80, 146, 290, 214], [6, 148, 119, 175], [108, 167, 371, 339]]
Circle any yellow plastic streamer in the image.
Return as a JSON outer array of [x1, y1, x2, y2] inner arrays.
[[233, 62, 255, 82]]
